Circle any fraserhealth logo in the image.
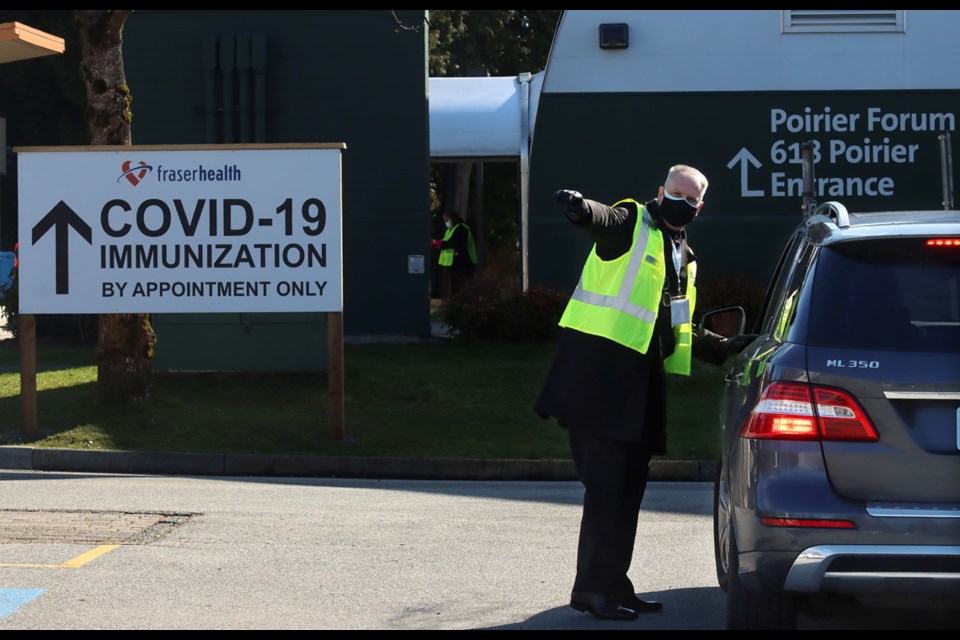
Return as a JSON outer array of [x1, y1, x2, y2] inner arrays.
[[117, 160, 154, 186]]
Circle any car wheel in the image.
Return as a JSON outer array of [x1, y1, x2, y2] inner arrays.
[[712, 458, 731, 591], [726, 530, 799, 630]]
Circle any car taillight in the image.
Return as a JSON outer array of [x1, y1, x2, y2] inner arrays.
[[740, 381, 879, 442]]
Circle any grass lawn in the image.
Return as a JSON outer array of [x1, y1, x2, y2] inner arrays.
[[0, 339, 725, 461]]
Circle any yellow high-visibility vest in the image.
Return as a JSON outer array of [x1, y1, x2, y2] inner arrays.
[[558, 199, 697, 375], [438, 223, 477, 267]]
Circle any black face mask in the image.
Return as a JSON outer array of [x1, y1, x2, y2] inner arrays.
[[659, 193, 699, 228]]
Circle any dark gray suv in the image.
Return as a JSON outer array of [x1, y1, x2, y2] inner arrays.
[[709, 201, 960, 630]]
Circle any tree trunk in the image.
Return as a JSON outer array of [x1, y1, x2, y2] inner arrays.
[[75, 10, 156, 402]]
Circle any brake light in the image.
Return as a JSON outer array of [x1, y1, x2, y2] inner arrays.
[[926, 238, 960, 247], [740, 382, 879, 442]]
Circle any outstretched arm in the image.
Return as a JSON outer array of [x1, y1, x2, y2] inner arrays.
[[552, 189, 635, 258]]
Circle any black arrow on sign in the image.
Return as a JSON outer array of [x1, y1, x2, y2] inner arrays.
[[32, 200, 93, 295]]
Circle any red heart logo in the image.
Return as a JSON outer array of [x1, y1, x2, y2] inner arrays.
[[121, 160, 149, 186]]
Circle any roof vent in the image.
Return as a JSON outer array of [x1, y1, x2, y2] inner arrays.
[[782, 10, 904, 34]]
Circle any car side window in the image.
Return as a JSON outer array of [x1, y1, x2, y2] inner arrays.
[[779, 242, 817, 343], [757, 231, 805, 337]]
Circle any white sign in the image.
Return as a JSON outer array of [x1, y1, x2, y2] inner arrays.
[[17, 145, 343, 314]]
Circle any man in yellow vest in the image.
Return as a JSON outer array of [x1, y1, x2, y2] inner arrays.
[[534, 164, 755, 621]]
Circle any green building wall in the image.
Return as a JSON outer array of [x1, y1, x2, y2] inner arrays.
[[123, 10, 432, 371], [528, 91, 959, 295]]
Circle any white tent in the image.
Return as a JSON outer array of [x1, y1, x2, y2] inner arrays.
[[428, 72, 542, 289], [428, 73, 541, 159]]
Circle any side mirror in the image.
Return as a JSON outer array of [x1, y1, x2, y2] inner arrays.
[[701, 306, 745, 338]]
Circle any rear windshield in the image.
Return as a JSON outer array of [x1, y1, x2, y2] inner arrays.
[[807, 237, 960, 352]]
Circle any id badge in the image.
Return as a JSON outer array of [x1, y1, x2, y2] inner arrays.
[[670, 296, 691, 326]]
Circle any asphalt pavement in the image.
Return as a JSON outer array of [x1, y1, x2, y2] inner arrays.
[[0, 472, 727, 630], [2, 471, 955, 630]]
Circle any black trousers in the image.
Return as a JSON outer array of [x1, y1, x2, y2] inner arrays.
[[568, 427, 653, 598]]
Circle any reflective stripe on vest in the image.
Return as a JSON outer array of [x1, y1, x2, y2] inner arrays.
[[663, 261, 696, 375], [438, 225, 456, 266]]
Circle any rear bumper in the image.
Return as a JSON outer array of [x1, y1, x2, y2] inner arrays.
[[783, 544, 960, 595]]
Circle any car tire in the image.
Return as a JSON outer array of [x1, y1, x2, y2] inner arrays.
[[712, 458, 731, 591], [726, 530, 799, 630]]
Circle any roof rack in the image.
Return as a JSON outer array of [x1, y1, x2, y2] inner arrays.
[[813, 201, 850, 228]]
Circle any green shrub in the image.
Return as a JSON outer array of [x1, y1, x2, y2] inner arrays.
[[440, 274, 570, 341], [441, 270, 767, 341]]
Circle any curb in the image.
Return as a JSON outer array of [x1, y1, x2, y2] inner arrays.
[[0, 446, 716, 482]]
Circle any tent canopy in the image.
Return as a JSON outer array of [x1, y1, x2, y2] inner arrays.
[[428, 74, 540, 160]]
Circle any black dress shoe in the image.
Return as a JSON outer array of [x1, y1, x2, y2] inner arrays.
[[619, 594, 664, 613], [570, 591, 639, 620]]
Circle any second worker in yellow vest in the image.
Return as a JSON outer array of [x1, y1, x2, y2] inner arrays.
[[434, 210, 477, 297]]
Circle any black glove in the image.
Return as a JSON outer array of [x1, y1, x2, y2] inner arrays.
[[718, 333, 758, 362], [552, 189, 585, 215]]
